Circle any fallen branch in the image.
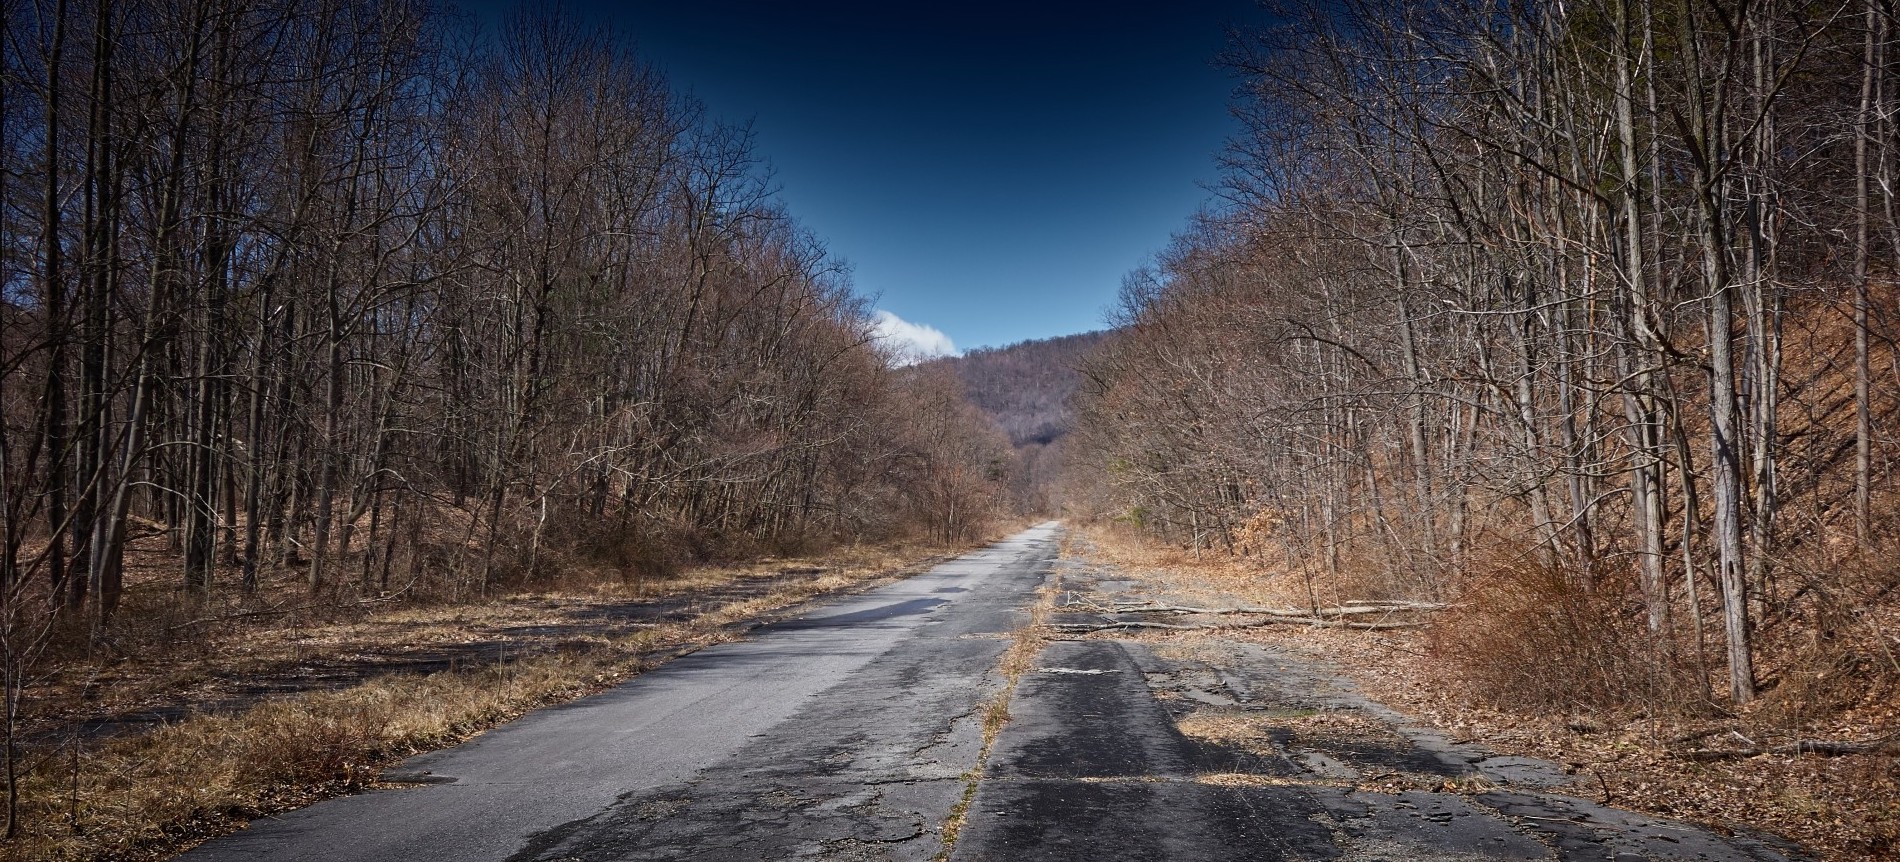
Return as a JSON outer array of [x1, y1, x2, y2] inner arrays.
[[1049, 621, 1206, 632], [164, 605, 318, 632], [1341, 599, 1456, 610], [1667, 727, 1730, 745], [1065, 601, 1447, 618], [1046, 616, 1426, 633], [1675, 732, 1899, 761]]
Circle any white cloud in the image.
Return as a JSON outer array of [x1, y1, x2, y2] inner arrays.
[[871, 310, 958, 365]]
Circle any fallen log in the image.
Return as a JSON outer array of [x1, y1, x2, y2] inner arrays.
[[1066, 601, 1447, 618], [1675, 732, 1899, 761], [1045, 616, 1427, 633], [1048, 621, 1205, 632], [1667, 727, 1731, 745], [1341, 599, 1454, 610]]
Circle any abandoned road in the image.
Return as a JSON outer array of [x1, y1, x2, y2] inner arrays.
[[183, 523, 1809, 862], [183, 523, 1059, 862], [950, 552, 1810, 862]]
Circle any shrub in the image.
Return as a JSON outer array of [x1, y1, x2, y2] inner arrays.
[[1429, 554, 1691, 715]]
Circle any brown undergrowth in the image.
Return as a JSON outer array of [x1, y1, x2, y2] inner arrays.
[[5, 537, 985, 862], [1429, 556, 1691, 713], [1260, 624, 1900, 860], [1080, 523, 1900, 861]]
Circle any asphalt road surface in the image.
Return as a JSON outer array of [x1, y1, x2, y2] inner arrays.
[[948, 548, 1809, 862], [184, 523, 1809, 861], [184, 523, 1060, 862]]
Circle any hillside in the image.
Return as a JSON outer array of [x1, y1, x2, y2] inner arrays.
[[930, 331, 1106, 447], [1061, 1, 1900, 856], [925, 331, 1106, 513]]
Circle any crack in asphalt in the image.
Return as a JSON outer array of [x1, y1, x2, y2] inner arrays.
[[931, 555, 1070, 862], [180, 525, 1062, 862], [907, 706, 984, 764], [180, 527, 1808, 861], [497, 532, 1061, 862], [947, 546, 1814, 862]]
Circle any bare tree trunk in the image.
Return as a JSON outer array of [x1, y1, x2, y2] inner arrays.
[[240, 278, 273, 594], [71, 0, 117, 612], [1392, 245, 1440, 589], [1751, 9, 1784, 618], [309, 263, 346, 595], [1613, 0, 1671, 631], [184, 16, 235, 592], [1677, 0, 1755, 702], [1855, 0, 1876, 544], [39, 0, 71, 614], [93, 1, 208, 629]]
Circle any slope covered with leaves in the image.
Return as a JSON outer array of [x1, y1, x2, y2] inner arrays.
[[1065, 0, 1900, 855]]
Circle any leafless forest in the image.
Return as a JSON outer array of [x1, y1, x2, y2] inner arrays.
[[1071, 0, 1900, 719], [0, 0, 1019, 831], [931, 331, 1104, 513], [7, 0, 1900, 854]]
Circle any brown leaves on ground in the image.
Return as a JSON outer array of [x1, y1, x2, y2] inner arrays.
[[1227, 624, 1900, 860]]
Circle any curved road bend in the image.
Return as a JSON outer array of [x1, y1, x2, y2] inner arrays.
[[183, 522, 1062, 862]]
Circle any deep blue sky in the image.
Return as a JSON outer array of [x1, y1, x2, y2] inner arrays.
[[471, 1, 1269, 353]]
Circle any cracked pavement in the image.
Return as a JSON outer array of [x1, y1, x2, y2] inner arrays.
[[181, 524, 1061, 862], [181, 525, 1814, 861], [948, 548, 1814, 862]]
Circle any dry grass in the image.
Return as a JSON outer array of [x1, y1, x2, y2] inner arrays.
[[1080, 525, 1329, 610], [30, 541, 953, 734], [1175, 710, 1281, 752], [31, 650, 627, 861], [1193, 772, 1308, 787], [1170, 693, 1467, 794], [5, 538, 978, 862]]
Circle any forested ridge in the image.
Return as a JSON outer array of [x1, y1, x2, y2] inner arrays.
[[1071, 0, 1900, 723], [929, 331, 1103, 513], [0, 0, 1017, 837], [936, 331, 1104, 448]]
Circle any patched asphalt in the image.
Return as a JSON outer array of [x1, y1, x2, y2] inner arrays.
[[181, 526, 1815, 861], [949, 553, 1813, 862]]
